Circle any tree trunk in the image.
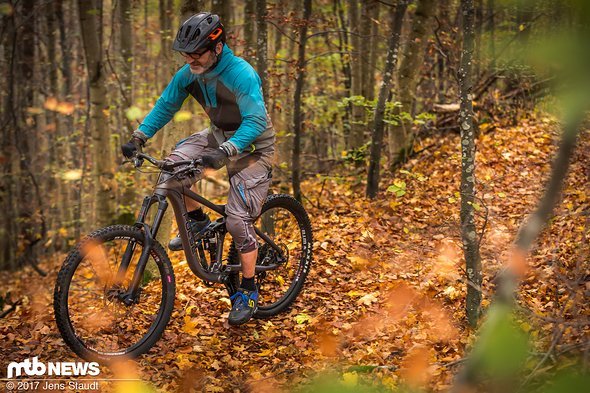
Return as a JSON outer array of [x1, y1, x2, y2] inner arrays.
[[119, 0, 137, 216], [269, 0, 285, 121], [360, 1, 371, 99], [389, 0, 435, 165], [367, 0, 380, 101], [14, 0, 42, 267], [78, 0, 114, 227], [436, 0, 450, 102], [348, 0, 364, 148], [458, 0, 482, 327], [45, 1, 60, 252], [243, 0, 256, 58], [487, 0, 495, 70], [271, 1, 296, 192], [0, 8, 18, 269], [256, 0, 268, 101], [180, 0, 202, 18], [211, 0, 227, 21], [335, 0, 352, 148], [119, 0, 133, 108], [366, 1, 409, 199], [56, 0, 79, 241], [224, 0, 233, 27], [32, 15, 50, 257], [292, 0, 312, 202], [475, 0, 483, 77]]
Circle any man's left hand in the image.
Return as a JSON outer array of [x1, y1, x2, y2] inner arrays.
[[202, 148, 229, 170]]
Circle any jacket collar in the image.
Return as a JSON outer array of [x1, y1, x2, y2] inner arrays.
[[201, 44, 233, 79]]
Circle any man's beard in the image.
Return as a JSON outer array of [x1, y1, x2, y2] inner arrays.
[[189, 53, 217, 74]]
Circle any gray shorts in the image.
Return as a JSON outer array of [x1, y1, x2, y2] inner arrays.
[[168, 128, 274, 253]]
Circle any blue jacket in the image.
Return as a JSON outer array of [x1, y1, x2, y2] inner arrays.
[[138, 45, 273, 154]]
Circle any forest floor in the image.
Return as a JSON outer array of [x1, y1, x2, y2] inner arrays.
[[1, 114, 588, 392]]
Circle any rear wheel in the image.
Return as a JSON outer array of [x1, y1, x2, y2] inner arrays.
[[53, 225, 175, 362], [228, 194, 313, 318]]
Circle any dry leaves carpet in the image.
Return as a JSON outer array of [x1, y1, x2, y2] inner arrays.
[[1, 115, 588, 392]]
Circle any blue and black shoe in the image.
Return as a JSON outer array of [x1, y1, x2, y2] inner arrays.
[[228, 288, 259, 325]]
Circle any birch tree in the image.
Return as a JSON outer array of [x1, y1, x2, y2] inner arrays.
[[458, 0, 482, 327]]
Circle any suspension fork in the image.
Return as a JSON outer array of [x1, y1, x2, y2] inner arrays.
[[118, 194, 168, 305]]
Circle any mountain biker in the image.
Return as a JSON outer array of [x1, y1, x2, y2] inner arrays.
[[121, 12, 275, 326]]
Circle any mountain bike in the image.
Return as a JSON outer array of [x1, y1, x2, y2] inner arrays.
[[53, 151, 313, 362]]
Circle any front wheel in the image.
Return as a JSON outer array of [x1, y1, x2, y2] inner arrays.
[[228, 194, 313, 318], [53, 225, 175, 362]]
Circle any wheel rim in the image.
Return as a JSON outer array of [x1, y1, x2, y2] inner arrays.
[[65, 236, 167, 356]]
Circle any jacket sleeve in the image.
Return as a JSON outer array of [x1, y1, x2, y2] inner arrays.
[[138, 67, 190, 138], [225, 70, 268, 153]]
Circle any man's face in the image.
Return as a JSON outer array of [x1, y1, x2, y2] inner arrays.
[[181, 43, 221, 74]]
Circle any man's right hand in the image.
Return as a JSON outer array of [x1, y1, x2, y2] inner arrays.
[[121, 137, 144, 158]]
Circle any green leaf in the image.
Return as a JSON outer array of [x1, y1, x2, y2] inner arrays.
[[386, 180, 407, 197], [294, 313, 311, 324], [382, 119, 399, 125]]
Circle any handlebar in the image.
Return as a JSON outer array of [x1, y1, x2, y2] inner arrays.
[[132, 152, 202, 172]]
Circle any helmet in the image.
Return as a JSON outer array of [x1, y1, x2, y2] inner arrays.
[[173, 12, 225, 53]]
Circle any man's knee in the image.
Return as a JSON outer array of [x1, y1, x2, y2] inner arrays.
[[225, 214, 257, 253]]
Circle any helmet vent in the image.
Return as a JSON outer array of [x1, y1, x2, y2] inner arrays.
[[183, 27, 191, 40], [207, 16, 213, 24], [190, 28, 201, 42]]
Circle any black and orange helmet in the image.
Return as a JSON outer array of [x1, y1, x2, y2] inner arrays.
[[173, 12, 226, 53]]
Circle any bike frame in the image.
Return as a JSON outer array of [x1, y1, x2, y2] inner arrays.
[[117, 162, 282, 304]]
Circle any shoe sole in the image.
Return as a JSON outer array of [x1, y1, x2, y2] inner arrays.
[[228, 307, 258, 326]]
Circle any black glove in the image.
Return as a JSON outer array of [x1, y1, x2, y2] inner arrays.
[[202, 148, 229, 170], [121, 137, 144, 158]]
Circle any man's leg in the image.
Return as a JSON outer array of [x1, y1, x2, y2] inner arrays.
[[165, 129, 217, 250], [225, 157, 272, 325], [239, 249, 257, 290]]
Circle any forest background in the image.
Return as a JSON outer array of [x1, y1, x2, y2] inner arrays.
[[0, 0, 588, 392]]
